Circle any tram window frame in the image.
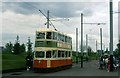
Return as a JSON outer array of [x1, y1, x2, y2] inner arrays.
[[46, 32, 52, 39], [35, 51, 44, 58], [46, 51, 51, 58], [36, 32, 45, 39]]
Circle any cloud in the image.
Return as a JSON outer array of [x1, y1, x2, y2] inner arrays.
[[2, 2, 106, 18], [2, 0, 109, 2], [2, 2, 119, 51]]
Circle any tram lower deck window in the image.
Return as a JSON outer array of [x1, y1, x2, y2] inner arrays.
[[46, 51, 51, 58], [35, 51, 44, 58]]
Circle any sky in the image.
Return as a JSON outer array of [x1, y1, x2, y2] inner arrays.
[[1, 0, 120, 52]]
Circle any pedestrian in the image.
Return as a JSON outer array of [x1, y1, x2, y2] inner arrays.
[[99, 56, 104, 69], [26, 53, 33, 71], [104, 57, 108, 70], [107, 57, 110, 72]]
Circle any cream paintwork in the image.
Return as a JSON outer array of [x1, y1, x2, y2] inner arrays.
[[47, 60, 51, 68]]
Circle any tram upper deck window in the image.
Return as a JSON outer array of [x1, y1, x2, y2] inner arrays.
[[35, 51, 44, 58], [53, 32, 57, 40], [65, 36, 67, 42], [46, 32, 52, 39], [61, 35, 65, 42], [36, 32, 45, 39], [68, 37, 72, 44], [46, 51, 51, 58], [70, 37, 72, 44], [58, 33, 61, 41]]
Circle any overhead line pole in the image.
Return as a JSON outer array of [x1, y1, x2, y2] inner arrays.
[[86, 34, 88, 56], [81, 13, 83, 68], [96, 40, 98, 60], [109, 0, 114, 71], [100, 28, 103, 56], [76, 28, 78, 63], [39, 10, 50, 29]]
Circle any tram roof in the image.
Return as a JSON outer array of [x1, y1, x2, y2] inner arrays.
[[36, 28, 72, 38], [36, 28, 57, 32]]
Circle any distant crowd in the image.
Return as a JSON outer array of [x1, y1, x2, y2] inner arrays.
[[98, 54, 120, 72]]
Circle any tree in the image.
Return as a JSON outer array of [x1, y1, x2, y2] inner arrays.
[[20, 43, 26, 53], [88, 46, 92, 56], [5, 41, 13, 53], [13, 35, 20, 54], [104, 48, 109, 54], [27, 37, 33, 54]]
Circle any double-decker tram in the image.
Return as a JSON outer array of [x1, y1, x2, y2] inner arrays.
[[33, 28, 72, 72]]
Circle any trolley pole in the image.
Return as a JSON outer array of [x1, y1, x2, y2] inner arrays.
[[76, 28, 78, 63], [81, 13, 83, 68], [47, 10, 49, 28], [109, 0, 114, 71]]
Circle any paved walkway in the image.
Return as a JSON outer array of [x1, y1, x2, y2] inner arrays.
[[2, 60, 120, 78]]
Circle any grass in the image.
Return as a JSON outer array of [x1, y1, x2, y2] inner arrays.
[[2, 53, 26, 70]]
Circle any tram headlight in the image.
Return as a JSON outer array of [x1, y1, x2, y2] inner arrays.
[[38, 61, 41, 63]]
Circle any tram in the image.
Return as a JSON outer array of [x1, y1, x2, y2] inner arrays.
[[33, 28, 72, 72]]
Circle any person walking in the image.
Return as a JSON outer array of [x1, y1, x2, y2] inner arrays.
[[99, 56, 104, 69], [107, 57, 110, 72]]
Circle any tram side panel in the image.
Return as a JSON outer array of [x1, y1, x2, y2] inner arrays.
[[33, 59, 72, 69]]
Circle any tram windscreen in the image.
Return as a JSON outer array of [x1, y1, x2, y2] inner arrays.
[[35, 51, 44, 58], [36, 32, 45, 39], [46, 32, 52, 39]]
